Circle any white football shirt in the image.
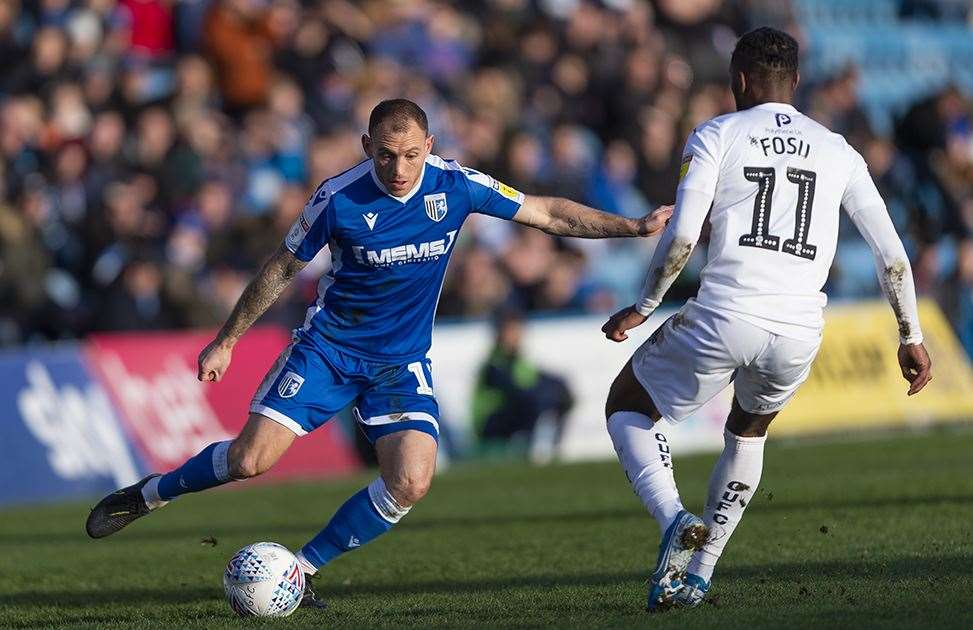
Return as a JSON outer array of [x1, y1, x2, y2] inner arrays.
[[637, 102, 922, 344]]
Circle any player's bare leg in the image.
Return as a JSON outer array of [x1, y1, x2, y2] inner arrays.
[[294, 428, 436, 608], [85, 413, 295, 539], [676, 398, 777, 607], [375, 430, 437, 508], [226, 414, 298, 479], [606, 360, 708, 611]]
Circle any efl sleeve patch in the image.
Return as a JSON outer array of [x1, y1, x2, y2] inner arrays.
[[463, 166, 524, 220], [677, 121, 721, 194], [679, 154, 693, 180], [285, 182, 333, 260], [493, 179, 524, 203]]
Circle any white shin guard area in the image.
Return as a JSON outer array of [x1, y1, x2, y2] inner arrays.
[[367, 477, 412, 524], [607, 411, 684, 533], [213, 440, 232, 483], [688, 429, 767, 581]]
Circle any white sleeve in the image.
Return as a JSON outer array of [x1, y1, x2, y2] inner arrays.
[[634, 124, 719, 315], [635, 187, 714, 315], [842, 149, 924, 344], [841, 146, 886, 211], [677, 121, 721, 194]]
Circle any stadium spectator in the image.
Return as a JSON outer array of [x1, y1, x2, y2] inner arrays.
[[203, 0, 275, 115], [95, 254, 176, 331], [471, 306, 573, 459], [0, 0, 970, 360]]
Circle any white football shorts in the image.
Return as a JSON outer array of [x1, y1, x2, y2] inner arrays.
[[632, 300, 821, 421]]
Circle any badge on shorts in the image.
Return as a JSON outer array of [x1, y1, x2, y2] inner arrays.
[[424, 193, 448, 222], [278, 371, 305, 398]]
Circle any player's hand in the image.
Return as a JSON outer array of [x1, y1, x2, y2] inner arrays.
[[635, 205, 673, 237], [198, 338, 234, 382], [897, 342, 931, 396], [602, 305, 648, 342]]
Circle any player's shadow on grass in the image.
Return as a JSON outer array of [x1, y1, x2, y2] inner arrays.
[[0, 586, 220, 629], [1, 586, 217, 608], [317, 554, 973, 599], [0, 506, 648, 545], [1, 492, 970, 545], [3, 555, 969, 627]]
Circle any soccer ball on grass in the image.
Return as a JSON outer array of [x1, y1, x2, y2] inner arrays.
[[223, 542, 304, 617]]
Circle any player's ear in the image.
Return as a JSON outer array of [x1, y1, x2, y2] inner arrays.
[[733, 70, 747, 95], [425, 133, 435, 153], [793, 71, 800, 92], [361, 134, 371, 156]]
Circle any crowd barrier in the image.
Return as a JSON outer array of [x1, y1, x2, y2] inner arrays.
[[4, 299, 971, 506], [1, 329, 360, 507], [781, 300, 973, 432], [432, 299, 973, 461]]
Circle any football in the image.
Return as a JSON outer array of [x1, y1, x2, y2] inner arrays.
[[223, 542, 304, 617]]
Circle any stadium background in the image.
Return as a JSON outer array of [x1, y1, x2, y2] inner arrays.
[[2, 0, 973, 498], [1, 1, 973, 627]]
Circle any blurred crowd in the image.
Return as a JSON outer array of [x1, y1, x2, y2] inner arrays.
[[1, 0, 972, 355]]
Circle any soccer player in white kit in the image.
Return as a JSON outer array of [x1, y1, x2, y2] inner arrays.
[[601, 27, 933, 611]]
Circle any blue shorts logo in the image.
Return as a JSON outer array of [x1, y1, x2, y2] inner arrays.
[[424, 193, 448, 222], [278, 371, 305, 398]]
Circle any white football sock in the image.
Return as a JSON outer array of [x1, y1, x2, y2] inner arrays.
[[607, 411, 684, 533], [141, 475, 169, 511], [367, 477, 412, 523], [688, 429, 766, 582]]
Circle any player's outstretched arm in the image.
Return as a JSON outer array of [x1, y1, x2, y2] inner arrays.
[[602, 188, 711, 342], [197, 244, 308, 382], [513, 196, 672, 239], [843, 148, 931, 395], [847, 203, 931, 395]]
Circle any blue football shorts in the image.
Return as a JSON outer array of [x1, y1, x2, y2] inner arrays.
[[249, 337, 439, 443]]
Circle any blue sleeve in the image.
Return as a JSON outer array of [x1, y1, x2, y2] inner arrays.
[[284, 181, 335, 261], [461, 167, 525, 220]]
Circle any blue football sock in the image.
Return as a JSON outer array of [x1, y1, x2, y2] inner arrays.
[[300, 479, 408, 570], [156, 441, 233, 500]]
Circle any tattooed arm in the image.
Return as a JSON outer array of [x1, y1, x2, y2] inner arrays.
[[513, 196, 672, 238], [197, 244, 308, 382]]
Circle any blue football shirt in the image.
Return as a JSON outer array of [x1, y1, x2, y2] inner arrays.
[[284, 154, 525, 363]]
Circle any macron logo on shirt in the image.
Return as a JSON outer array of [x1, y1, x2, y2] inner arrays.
[[352, 230, 458, 267]]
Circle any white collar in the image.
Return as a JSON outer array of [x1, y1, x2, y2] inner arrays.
[[370, 160, 426, 204], [751, 102, 798, 113]]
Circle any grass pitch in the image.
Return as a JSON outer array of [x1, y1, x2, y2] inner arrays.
[[2, 429, 972, 629]]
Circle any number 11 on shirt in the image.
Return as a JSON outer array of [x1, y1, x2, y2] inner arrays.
[[739, 165, 818, 261]]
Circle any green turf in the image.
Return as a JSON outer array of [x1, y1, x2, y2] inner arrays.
[[2, 428, 972, 629]]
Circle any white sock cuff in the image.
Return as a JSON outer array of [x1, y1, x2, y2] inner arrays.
[[295, 551, 317, 575], [607, 410, 654, 433], [724, 429, 767, 451], [213, 441, 232, 482], [141, 475, 168, 510], [368, 477, 411, 524]]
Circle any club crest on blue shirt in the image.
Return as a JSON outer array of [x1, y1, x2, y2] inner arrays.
[[278, 371, 305, 398], [423, 193, 448, 222]]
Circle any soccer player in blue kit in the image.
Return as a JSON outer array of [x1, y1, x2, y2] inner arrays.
[[86, 99, 672, 606]]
